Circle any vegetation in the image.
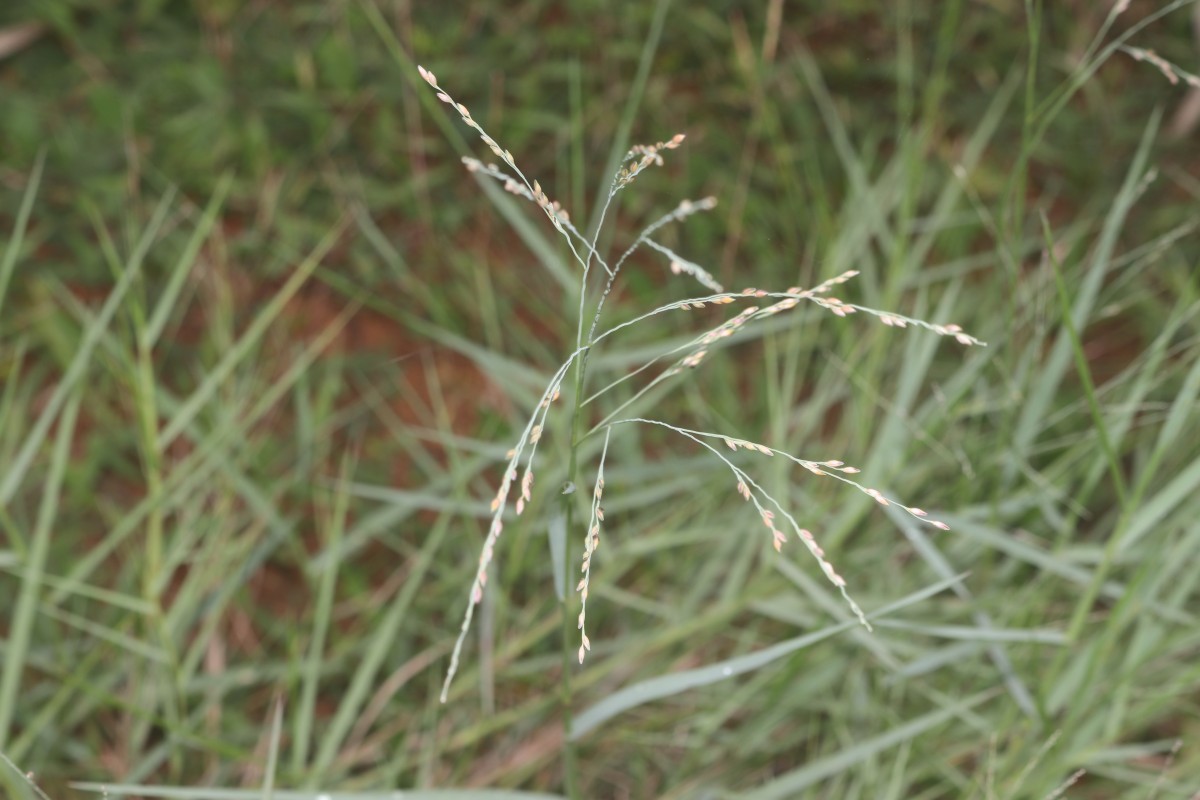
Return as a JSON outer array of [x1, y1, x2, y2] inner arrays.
[[1, 1, 1199, 798]]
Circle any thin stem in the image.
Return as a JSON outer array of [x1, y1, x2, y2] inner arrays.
[[558, 345, 587, 799]]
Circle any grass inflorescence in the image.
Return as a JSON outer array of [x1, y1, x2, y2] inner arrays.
[[417, 64, 983, 710]]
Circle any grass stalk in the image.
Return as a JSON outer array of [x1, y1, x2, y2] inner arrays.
[[557, 357, 586, 798]]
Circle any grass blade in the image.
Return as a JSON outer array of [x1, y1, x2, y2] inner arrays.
[[0, 391, 80, 749], [571, 574, 967, 739], [737, 692, 994, 799], [0, 148, 43, 315], [159, 218, 346, 449], [73, 787, 565, 800]]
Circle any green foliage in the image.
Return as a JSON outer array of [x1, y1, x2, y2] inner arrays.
[[1, 1, 1199, 798]]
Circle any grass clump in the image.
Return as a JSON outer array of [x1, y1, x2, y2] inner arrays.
[[2, 2, 1200, 797]]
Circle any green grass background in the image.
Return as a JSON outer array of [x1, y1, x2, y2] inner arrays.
[[2, 0, 1200, 797]]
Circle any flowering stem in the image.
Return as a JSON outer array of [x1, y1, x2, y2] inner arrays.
[[557, 346, 588, 799]]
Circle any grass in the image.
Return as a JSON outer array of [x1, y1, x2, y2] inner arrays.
[[1, 1, 1200, 797]]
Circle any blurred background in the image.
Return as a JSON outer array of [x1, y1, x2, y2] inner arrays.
[[1, 1, 1199, 797]]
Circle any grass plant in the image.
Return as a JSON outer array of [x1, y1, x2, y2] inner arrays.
[[1, 1, 1199, 798], [418, 63, 983, 793], [422, 50, 984, 710]]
